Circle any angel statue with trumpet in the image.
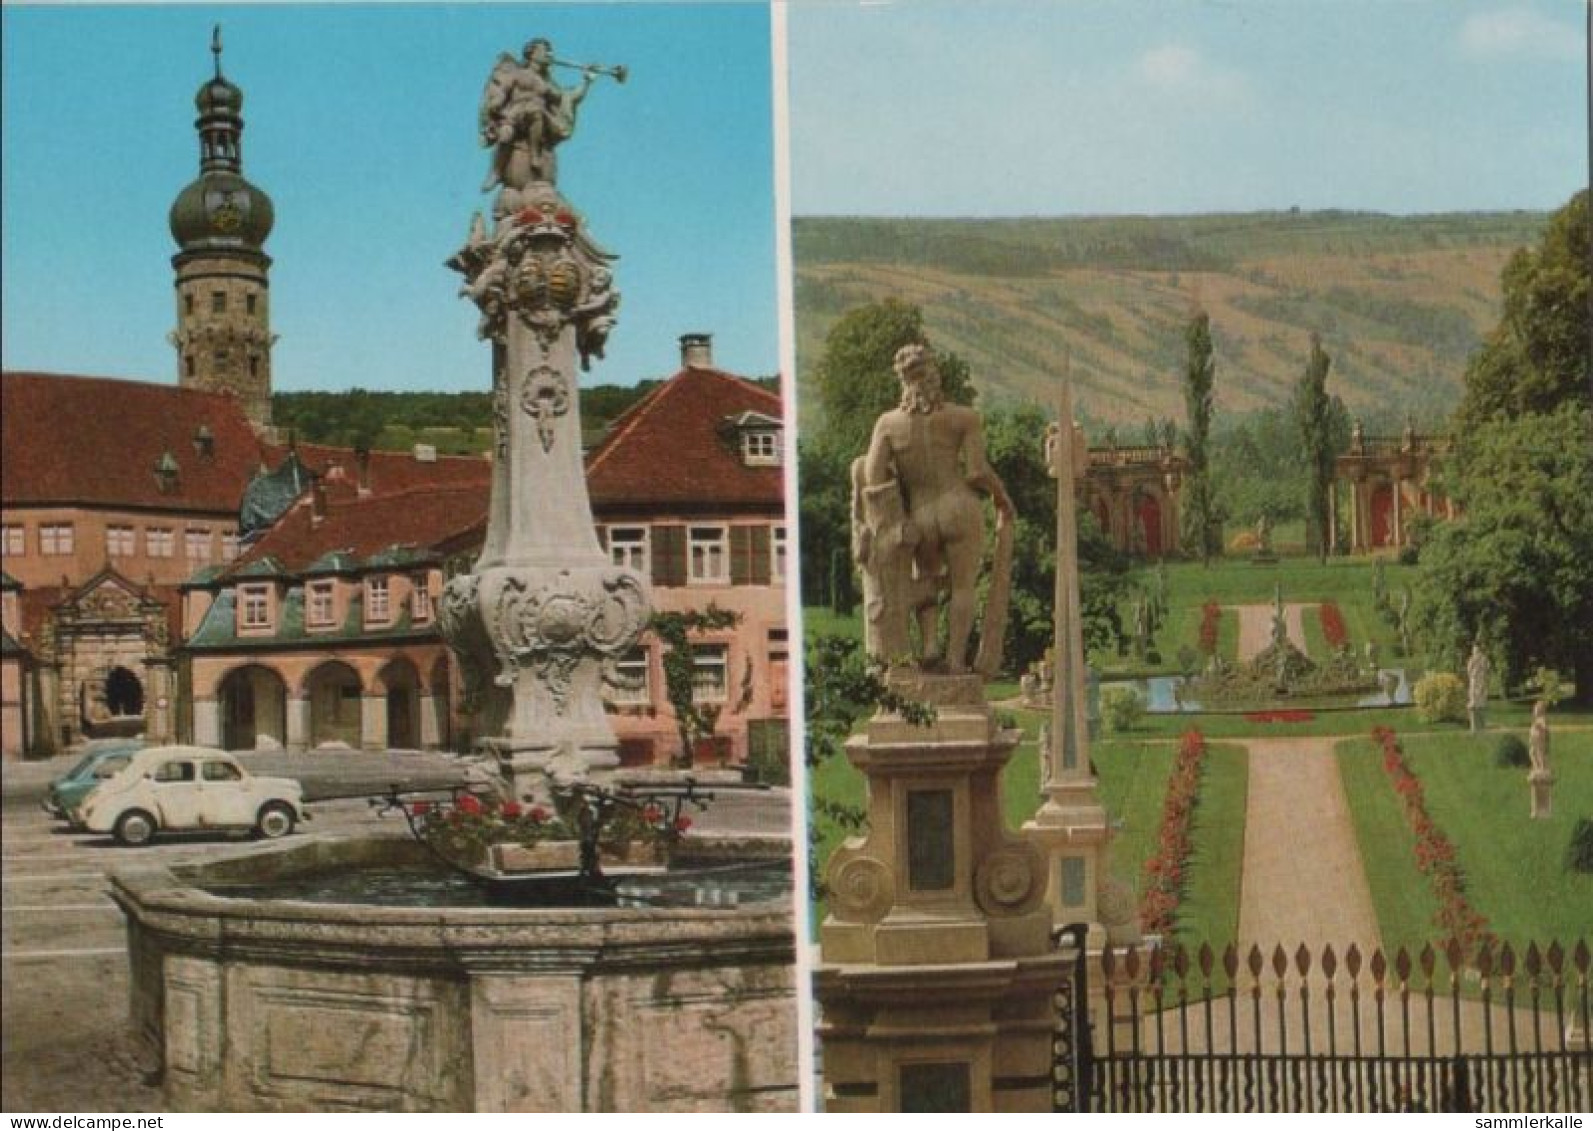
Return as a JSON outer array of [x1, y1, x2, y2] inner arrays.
[[479, 38, 626, 202]]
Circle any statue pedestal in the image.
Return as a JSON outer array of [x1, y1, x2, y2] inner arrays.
[[816, 675, 1069, 1112], [1529, 769, 1554, 820]]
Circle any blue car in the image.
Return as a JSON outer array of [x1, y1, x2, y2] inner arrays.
[[43, 741, 143, 824]]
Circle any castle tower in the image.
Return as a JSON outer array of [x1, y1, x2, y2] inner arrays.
[[168, 28, 277, 429]]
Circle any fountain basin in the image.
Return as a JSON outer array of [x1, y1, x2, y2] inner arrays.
[[110, 834, 797, 1112], [1102, 668, 1415, 714]]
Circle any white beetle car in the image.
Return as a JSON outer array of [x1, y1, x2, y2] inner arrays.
[[79, 745, 309, 846]]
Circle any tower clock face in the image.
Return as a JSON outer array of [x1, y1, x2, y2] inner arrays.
[[205, 189, 247, 233]]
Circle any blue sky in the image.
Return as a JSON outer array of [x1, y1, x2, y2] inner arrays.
[[789, 0, 1586, 216], [2, 3, 779, 393]]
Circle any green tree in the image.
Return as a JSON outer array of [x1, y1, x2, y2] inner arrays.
[[1179, 312, 1222, 564], [983, 401, 1134, 671], [797, 441, 852, 608], [1411, 406, 1593, 703], [1456, 191, 1591, 427], [1294, 333, 1336, 563]]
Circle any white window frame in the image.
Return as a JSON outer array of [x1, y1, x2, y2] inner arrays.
[[365, 576, 392, 625], [185, 528, 211, 562], [687, 525, 729, 585], [146, 528, 174, 558], [742, 430, 781, 466], [607, 525, 650, 575], [40, 523, 75, 556], [307, 580, 336, 629], [771, 524, 787, 584], [608, 647, 652, 707], [240, 584, 271, 630], [411, 574, 433, 623], [1, 525, 22, 557], [691, 644, 730, 705], [106, 525, 136, 557]]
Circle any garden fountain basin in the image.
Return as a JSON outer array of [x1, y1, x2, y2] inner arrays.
[[110, 833, 796, 1112], [1103, 668, 1414, 713]]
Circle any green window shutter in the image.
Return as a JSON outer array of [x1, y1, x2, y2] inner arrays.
[[750, 525, 772, 585], [730, 526, 754, 586], [653, 525, 686, 587]]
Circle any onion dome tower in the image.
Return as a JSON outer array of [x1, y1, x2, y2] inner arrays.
[[168, 27, 277, 429]]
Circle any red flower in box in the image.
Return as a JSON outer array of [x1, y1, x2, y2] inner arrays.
[[1319, 602, 1349, 650], [673, 815, 693, 834], [500, 800, 522, 819], [456, 794, 483, 815]]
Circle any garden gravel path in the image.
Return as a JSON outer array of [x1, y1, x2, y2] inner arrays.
[[1234, 602, 1311, 662], [1236, 735, 1383, 954]]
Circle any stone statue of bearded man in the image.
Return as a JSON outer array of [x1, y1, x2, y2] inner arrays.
[[851, 343, 1013, 674]]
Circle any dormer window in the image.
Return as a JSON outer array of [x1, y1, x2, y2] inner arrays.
[[154, 451, 180, 494], [365, 576, 392, 625], [742, 430, 780, 466], [307, 580, 336, 629], [240, 584, 271, 630], [411, 574, 433, 624]]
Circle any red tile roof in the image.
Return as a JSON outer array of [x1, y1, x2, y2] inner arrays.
[[586, 367, 784, 509], [277, 442, 491, 502], [2, 373, 268, 513], [226, 484, 489, 576]]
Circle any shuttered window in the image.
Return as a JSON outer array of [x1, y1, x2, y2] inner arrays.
[[730, 525, 774, 586], [651, 525, 687, 587]]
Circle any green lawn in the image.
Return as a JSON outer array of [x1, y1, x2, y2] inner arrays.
[[1340, 727, 1593, 956]]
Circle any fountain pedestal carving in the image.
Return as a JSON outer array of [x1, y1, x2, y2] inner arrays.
[[440, 91, 648, 799]]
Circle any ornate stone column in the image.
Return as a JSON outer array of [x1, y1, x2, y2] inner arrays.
[[439, 51, 647, 800]]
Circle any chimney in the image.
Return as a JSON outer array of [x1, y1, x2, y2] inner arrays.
[[355, 446, 372, 497], [413, 443, 437, 463], [310, 481, 328, 525], [679, 333, 713, 370]]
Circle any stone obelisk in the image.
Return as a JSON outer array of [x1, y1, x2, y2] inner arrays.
[[439, 42, 647, 800], [1022, 374, 1121, 948]]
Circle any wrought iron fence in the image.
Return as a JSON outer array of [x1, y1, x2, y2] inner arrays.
[[1054, 934, 1592, 1114]]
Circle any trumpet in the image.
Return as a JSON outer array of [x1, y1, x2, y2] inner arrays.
[[551, 57, 628, 84]]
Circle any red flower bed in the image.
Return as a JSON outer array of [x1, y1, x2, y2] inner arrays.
[[1198, 601, 1221, 656], [1372, 726, 1493, 953], [1140, 729, 1208, 934], [1319, 602, 1349, 650], [1244, 709, 1316, 724]]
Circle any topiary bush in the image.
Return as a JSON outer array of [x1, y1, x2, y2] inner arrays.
[[1413, 672, 1467, 724], [1566, 819, 1593, 874], [1101, 686, 1146, 734], [1494, 734, 1529, 768]]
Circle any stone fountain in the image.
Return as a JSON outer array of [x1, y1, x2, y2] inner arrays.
[[438, 40, 647, 803], [111, 39, 796, 1113]]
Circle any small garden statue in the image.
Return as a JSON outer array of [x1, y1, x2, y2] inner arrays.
[[1528, 699, 1553, 820], [1466, 639, 1490, 734]]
